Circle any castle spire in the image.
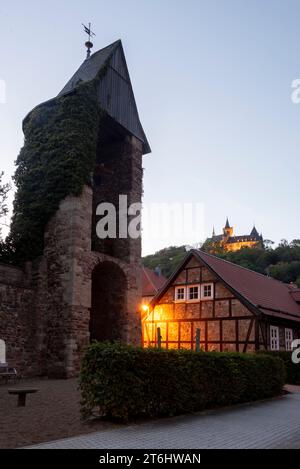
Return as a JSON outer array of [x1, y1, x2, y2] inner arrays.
[[225, 217, 230, 229], [250, 225, 259, 239], [212, 226, 215, 237]]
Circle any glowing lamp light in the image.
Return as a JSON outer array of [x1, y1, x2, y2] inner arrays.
[[141, 304, 149, 313]]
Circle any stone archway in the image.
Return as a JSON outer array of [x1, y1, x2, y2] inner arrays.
[[90, 261, 127, 342]]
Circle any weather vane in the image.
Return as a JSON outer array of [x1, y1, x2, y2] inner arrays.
[[82, 22, 96, 59]]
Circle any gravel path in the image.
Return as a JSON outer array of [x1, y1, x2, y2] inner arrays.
[[2, 379, 299, 449], [0, 378, 118, 448]]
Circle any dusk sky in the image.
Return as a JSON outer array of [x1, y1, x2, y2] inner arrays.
[[1, 0, 299, 255]]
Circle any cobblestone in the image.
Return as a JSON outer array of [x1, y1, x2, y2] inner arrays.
[[28, 389, 300, 449]]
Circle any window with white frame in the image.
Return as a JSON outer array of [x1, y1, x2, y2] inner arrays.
[[201, 283, 214, 299], [270, 326, 279, 351], [187, 285, 200, 301], [285, 328, 293, 351], [175, 286, 185, 302]]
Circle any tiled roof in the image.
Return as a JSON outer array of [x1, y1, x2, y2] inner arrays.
[[194, 250, 300, 321], [290, 290, 300, 303], [142, 267, 167, 297]]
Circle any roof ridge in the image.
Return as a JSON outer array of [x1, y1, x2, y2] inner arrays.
[[194, 249, 290, 288], [88, 39, 121, 60], [143, 266, 158, 291]]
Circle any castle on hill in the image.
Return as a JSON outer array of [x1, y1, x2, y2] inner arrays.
[[206, 218, 263, 252]]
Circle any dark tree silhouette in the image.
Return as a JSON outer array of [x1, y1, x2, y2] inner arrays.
[[0, 171, 10, 234]]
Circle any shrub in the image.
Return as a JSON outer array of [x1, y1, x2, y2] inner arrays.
[[80, 342, 285, 422], [258, 351, 300, 385]]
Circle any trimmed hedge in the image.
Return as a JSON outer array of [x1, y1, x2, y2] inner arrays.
[[259, 351, 300, 385], [80, 342, 285, 421]]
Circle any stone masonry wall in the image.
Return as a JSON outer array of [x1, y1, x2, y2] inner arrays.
[[33, 135, 143, 378], [0, 135, 144, 378], [0, 263, 38, 375]]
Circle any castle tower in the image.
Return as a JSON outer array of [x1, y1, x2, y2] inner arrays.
[[18, 40, 150, 377], [250, 225, 259, 239], [223, 217, 233, 239]]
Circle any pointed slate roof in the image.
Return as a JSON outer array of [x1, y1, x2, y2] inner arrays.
[[250, 226, 260, 238], [225, 217, 230, 229], [59, 40, 150, 154], [59, 41, 119, 95]]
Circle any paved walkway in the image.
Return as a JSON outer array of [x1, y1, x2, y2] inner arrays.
[[29, 390, 300, 449]]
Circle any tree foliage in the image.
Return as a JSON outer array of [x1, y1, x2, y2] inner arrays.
[[143, 241, 300, 287], [0, 171, 10, 222], [259, 351, 300, 385], [0, 172, 11, 251], [143, 245, 187, 278], [216, 243, 300, 287]]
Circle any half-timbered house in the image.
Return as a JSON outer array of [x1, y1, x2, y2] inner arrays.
[[142, 250, 300, 352]]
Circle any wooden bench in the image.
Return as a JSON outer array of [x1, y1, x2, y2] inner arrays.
[[0, 364, 18, 384], [8, 388, 38, 407]]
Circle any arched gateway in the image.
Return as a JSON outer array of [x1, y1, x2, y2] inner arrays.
[[90, 262, 127, 342]]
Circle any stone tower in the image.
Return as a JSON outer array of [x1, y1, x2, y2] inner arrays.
[[29, 40, 151, 377], [223, 217, 233, 239]]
